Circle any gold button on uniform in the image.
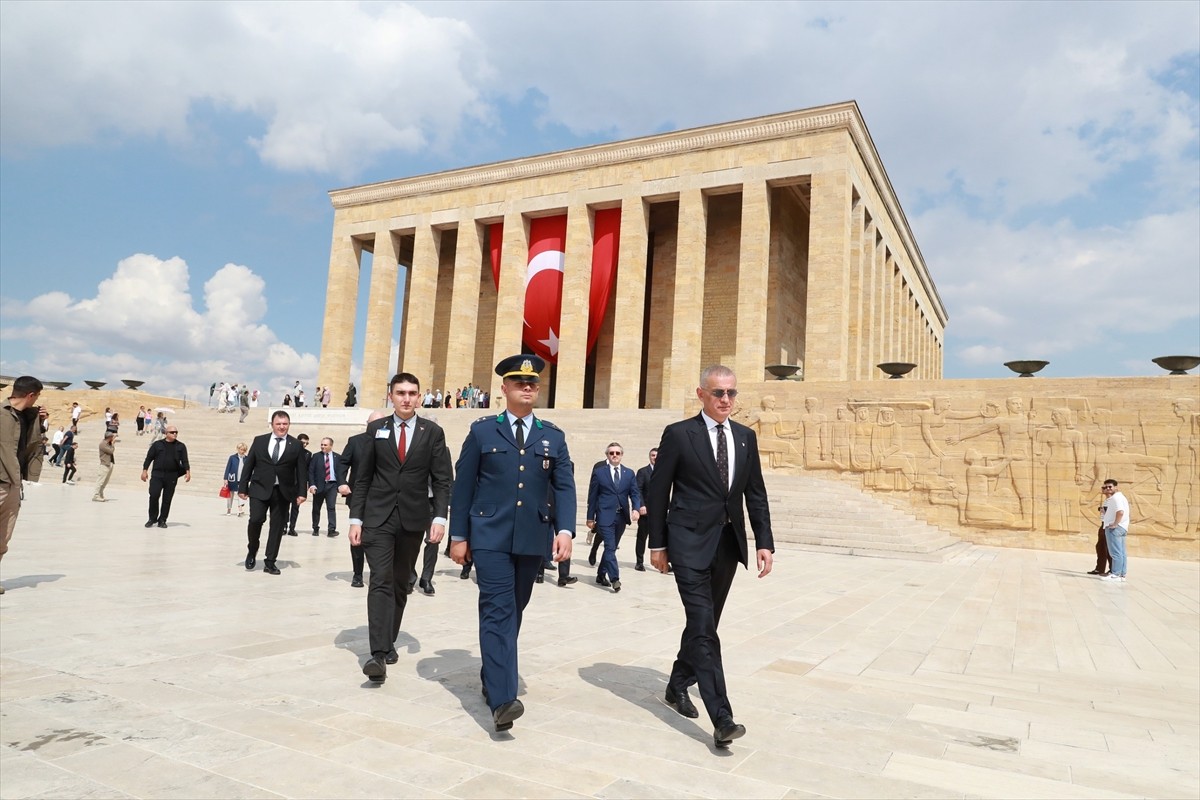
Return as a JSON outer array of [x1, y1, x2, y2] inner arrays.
[[517, 500, 523, 506], [519, 465, 525, 471], [518, 482, 524, 488]]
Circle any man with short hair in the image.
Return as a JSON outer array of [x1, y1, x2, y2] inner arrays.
[[647, 364, 774, 749], [450, 354, 576, 732], [633, 448, 657, 571], [308, 437, 343, 537], [1, 376, 45, 592], [239, 411, 307, 575], [288, 434, 313, 536], [94, 432, 116, 502], [586, 442, 641, 593], [339, 410, 390, 588], [349, 374, 453, 683], [1101, 479, 1130, 582], [140, 424, 191, 528]]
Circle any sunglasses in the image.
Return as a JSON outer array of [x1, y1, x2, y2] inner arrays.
[[705, 389, 738, 399], [607, 451, 622, 456]]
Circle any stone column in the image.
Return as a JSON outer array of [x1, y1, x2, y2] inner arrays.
[[609, 193, 648, 409], [446, 212, 482, 392], [667, 187, 708, 407], [805, 165, 853, 380], [862, 224, 877, 380], [874, 237, 887, 376], [847, 199, 866, 380], [401, 221, 440, 390], [556, 202, 594, 408], [361, 229, 399, 403], [316, 230, 361, 406], [491, 209, 528, 398], [735, 179, 771, 382]]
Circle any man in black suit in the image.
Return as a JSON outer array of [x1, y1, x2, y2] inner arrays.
[[307, 437, 343, 537], [633, 447, 657, 571], [239, 410, 308, 575], [287, 434, 313, 536], [349, 373, 453, 684], [338, 410, 390, 588], [646, 364, 774, 749]]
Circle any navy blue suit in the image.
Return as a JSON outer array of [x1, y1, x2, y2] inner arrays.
[[587, 462, 641, 582], [450, 412, 575, 711], [307, 449, 344, 533]]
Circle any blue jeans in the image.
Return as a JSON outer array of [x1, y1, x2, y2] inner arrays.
[[1106, 526, 1127, 576]]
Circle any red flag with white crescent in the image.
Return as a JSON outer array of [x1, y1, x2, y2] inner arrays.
[[523, 215, 567, 362]]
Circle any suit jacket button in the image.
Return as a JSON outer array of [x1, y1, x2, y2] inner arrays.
[[519, 465, 525, 471], [518, 482, 524, 488], [516, 500, 523, 506]]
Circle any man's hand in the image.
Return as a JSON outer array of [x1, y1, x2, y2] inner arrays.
[[650, 550, 669, 574], [308, 486, 316, 495], [140, 469, 148, 483], [184, 470, 191, 483], [450, 540, 471, 565], [552, 532, 573, 562], [756, 548, 774, 578], [630, 510, 640, 522], [638, 506, 647, 516], [586, 520, 595, 530], [348, 523, 362, 546], [295, 496, 306, 506], [428, 523, 445, 544], [337, 485, 351, 497], [238, 492, 248, 500]]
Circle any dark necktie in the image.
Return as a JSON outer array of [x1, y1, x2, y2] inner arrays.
[[715, 424, 728, 491], [514, 418, 525, 449], [271, 437, 281, 463], [325, 455, 332, 481], [397, 421, 407, 464], [612, 466, 619, 486]]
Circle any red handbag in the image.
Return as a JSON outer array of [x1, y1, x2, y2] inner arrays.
[[219, 485, 231, 499]]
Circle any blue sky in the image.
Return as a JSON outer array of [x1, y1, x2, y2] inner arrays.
[[1, 0, 1197, 400]]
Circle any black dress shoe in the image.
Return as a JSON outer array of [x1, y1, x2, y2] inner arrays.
[[312, 529, 320, 536], [351, 574, 364, 588], [588, 550, 597, 567], [287, 529, 298, 537], [714, 717, 746, 748], [263, 564, 281, 575], [493, 699, 524, 732], [327, 530, 339, 538], [611, 579, 621, 593], [634, 562, 646, 571], [595, 575, 610, 587], [145, 521, 155, 528], [418, 579, 435, 595], [482, 683, 489, 703], [245, 557, 256, 571], [363, 657, 386, 683], [1087, 569, 1102, 575], [460, 565, 472, 579], [384, 649, 399, 665], [557, 576, 578, 587], [665, 686, 699, 718], [534, 573, 544, 584], [157, 521, 167, 528]]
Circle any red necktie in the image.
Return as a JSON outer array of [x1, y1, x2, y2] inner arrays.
[[325, 455, 332, 481], [398, 422, 407, 464]]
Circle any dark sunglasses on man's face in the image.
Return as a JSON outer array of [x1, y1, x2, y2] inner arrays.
[[607, 451, 622, 456], [706, 389, 738, 399]]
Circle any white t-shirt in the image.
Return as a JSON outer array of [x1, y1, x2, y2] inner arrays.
[[1102, 490, 1130, 530]]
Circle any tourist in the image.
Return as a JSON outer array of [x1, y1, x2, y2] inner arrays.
[[93, 432, 116, 501], [1101, 479, 1130, 582], [239, 386, 250, 423], [141, 424, 191, 528], [223, 443, 248, 516], [1, 376, 45, 593], [136, 405, 146, 436], [321, 385, 331, 407], [60, 441, 79, 485], [50, 426, 65, 463]]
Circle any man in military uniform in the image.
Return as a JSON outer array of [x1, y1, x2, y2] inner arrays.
[[449, 354, 576, 733]]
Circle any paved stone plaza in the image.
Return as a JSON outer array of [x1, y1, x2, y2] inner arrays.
[[1, 482, 1197, 799]]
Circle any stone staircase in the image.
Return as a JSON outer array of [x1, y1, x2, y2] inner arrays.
[[50, 395, 965, 561]]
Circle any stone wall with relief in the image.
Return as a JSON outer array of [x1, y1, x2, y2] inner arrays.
[[717, 376, 1200, 560]]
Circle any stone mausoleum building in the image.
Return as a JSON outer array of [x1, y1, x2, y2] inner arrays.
[[317, 101, 947, 409]]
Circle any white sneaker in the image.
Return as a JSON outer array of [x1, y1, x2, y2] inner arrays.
[[1103, 573, 1124, 582]]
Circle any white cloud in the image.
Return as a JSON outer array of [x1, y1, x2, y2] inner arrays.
[[0, 1, 490, 177], [0, 254, 318, 399]]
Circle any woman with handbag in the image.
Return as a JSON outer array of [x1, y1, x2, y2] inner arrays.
[[223, 443, 248, 516]]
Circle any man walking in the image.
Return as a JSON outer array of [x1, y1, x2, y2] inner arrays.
[[348, 373, 453, 684], [94, 431, 116, 502], [586, 442, 641, 592], [1, 376, 44, 593], [1101, 479, 1130, 582], [449, 354, 576, 733], [239, 411, 307, 574], [308, 437, 343, 537], [633, 448, 657, 570], [340, 411, 389, 588], [646, 364, 774, 748], [287, 434, 313, 536], [140, 424, 191, 528]]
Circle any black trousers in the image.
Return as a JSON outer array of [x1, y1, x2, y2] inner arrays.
[[634, 518, 650, 564], [148, 475, 179, 523], [247, 486, 291, 566], [1094, 526, 1112, 573], [669, 524, 740, 725], [311, 487, 338, 532], [362, 507, 424, 657], [408, 535, 439, 590]]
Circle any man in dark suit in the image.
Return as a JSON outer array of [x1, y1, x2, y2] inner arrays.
[[239, 410, 308, 575], [586, 442, 641, 592], [287, 434, 313, 536], [450, 354, 576, 733], [348, 373, 453, 684], [646, 364, 774, 749], [633, 448, 657, 571], [339, 410, 390, 588], [307, 437, 344, 537]]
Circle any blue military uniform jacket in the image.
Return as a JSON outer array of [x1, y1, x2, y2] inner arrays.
[[450, 411, 576, 557]]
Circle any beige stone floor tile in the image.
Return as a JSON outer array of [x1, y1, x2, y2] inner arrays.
[[201, 707, 361, 755], [0, 749, 132, 799], [906, 704, 1030, 741], [448, 771, 593, 799], [214, 744, 434, 798], [592, 777, 708, 799], [1, 708, 115, 761], [881, 751, 1138, 799], [322, 736, 484, 790], [1068, 763, 1200, 798], [1027, 721, 1109, 750], [732, 750, 955, 799], [940, 741, 1070, 781]]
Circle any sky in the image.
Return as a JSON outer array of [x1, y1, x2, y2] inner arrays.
[[1, 0, 1197, 401]]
